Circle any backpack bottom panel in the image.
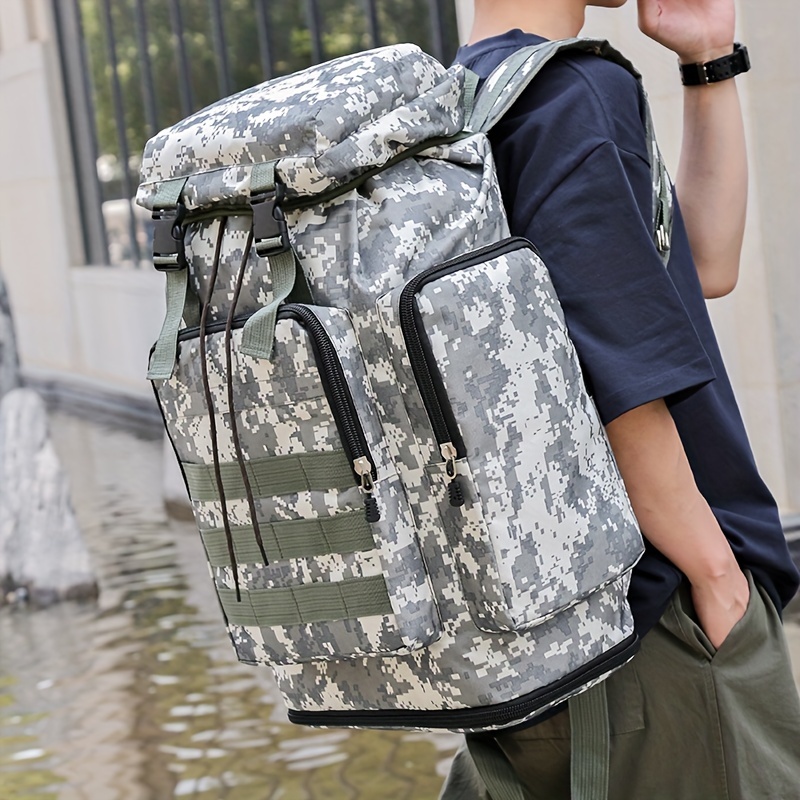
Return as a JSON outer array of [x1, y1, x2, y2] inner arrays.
[[270, 570, 636, 732]]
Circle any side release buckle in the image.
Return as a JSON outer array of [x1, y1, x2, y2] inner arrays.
[[250, 182, 290, 258], [152, 203, 188, 271]]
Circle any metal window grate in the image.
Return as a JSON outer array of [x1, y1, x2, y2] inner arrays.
[[53, 0, 460, 269]]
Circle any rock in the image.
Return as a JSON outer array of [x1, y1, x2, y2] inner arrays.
[[0, 270, 20, 399], [0, 389, 97, 606]]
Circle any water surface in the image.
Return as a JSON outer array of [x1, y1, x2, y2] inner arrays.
[[0, 411, 459, 799]]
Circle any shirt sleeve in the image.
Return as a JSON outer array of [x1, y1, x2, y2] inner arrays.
[[519, 139, 716, 424]]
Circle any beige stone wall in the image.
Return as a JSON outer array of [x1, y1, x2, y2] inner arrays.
[[1, 0, 797, 513], [0, 0, 165, 399], [581, 2, 799, 512], [456, 1, 800, 513]]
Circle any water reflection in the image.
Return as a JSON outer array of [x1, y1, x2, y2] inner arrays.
[[0, 411, 459, 799]]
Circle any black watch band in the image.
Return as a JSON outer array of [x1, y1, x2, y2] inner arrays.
[[680, 43, 751, 86]]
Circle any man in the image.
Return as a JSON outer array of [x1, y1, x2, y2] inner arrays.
[[444, 1, 800, 797]]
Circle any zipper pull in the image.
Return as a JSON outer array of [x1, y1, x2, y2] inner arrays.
[[354, 457, 380, 523], [440, 443, 465, 508]]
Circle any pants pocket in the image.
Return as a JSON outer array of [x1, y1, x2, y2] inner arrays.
[[668, 570, 758, 663]]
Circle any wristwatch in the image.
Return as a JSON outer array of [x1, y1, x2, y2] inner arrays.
[[680, 43, 751, 86]]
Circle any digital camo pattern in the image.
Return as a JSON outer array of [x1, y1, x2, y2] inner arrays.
[[143, 41, 653, 730], [158, 306, 441, 664], [273, 574, 635, 729], [137, 43, 465, 211], [412, 244, 642, 632]]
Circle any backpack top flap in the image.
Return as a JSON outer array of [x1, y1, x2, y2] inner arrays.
[[136, 44, 467, 212]]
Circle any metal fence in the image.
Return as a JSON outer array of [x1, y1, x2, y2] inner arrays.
[[53, 0, 460, 268]]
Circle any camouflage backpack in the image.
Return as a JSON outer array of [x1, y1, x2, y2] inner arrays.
[[139, 39, 671, 735]]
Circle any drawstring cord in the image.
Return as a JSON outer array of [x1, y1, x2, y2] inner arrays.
[[224, 227, 270, 568], [198, 217, 241, 601]]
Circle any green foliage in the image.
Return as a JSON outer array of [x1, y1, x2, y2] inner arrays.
[[78, 0, 460, 200]]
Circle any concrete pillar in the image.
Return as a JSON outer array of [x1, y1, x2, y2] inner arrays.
[[0, 0, 82, 373]]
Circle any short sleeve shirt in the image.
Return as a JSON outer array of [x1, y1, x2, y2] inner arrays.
[[454, 30, 799, 636]]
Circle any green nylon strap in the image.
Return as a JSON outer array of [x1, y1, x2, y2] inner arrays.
[[462, 67, 480, 121], [569, 682, 610, 800], [250, 160, 276, 195], [153, 176, 188, 209], [465, 735, 527, 800], [183, 450, 354, 501], [217, 574, 392, 627], [148, 177, 192, 381], [468, 37, 671, 264], [147, 268, 191, 380], [239, 247, 303, 358], [201, 510, 374, 565]]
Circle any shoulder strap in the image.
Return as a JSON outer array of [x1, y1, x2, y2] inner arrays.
[[466, 38, 672, 265]]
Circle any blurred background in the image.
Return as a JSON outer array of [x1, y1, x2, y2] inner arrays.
[[0, 0, 797, 798]]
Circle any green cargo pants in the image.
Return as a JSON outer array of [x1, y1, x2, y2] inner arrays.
[[440, 572, 800, 800]]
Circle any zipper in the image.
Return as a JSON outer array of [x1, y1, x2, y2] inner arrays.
[[397, 237, 537, 508], [287, 631, 638, 731], [178, 306, 380, 523]]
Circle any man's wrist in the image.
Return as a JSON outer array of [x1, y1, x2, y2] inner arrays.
[[677, 44, 735, 65], [679, 44, 750, 87]]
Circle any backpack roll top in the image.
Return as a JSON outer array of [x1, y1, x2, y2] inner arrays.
[[136, 44, 470, 215], [376, 237, 642, 634], [158, 302, 440, 665]]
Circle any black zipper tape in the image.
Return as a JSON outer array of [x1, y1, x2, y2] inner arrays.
[[176, 306, 376, 488], [397, 236, 538, 459], [287, 631, 638, 731]]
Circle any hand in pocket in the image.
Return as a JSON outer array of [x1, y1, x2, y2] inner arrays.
[[690, 567, 750, 650]]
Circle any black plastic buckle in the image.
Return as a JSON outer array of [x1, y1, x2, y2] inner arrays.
[[152, 203, 188, 271], [250, 182, 290, 257]]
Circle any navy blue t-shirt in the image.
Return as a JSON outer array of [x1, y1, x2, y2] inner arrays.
[[455, 30, 799, 636]]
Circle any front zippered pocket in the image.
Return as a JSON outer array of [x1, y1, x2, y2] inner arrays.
[[160, 304, 440, 664], [377, 238, 643, 635], [179, 306, 380, 521], [397, 237, 533, 505]]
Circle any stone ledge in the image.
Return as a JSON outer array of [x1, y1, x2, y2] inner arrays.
[[23, 368, 162, 438]]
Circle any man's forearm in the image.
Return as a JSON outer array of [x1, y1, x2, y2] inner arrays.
[[605, 398, 749, 647], [675, 62, 748, 298], [605, 398, 736, 583]]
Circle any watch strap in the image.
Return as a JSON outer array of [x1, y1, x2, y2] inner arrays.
[[680, 43, 750, 86]]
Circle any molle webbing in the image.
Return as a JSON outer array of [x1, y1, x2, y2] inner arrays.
[[217, 574, 392, 626], [201, 510, 375, 564], [183, 450, 354, 501]]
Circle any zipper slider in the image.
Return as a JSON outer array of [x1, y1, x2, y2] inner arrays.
[[354, 457, 380, 523], [440, 443, 464, 508]]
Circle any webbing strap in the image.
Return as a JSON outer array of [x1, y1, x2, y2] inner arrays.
[[467, 38, 672, 266], [183, 450, 355, 501], [569, 682, 610, 800], [148, 177, 192, 381], [240, 247, 302, 358], [153, 177, 188, 209], [217, 574, 392, 627], [250, 160, 275, 195], [201, 510, 374, 564], [465, 736, 527, 800], [148, 268, 192, 380], [462, 67, 480, 122]]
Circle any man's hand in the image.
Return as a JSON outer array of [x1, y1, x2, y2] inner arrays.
[[636, 0, 735, 63], [690, 569, 750, 651]]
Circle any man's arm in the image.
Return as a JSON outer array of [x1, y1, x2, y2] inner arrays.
[[605, 399, 749, 648], [637, 0, 746, 299]]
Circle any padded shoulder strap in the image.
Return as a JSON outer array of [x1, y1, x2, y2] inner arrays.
[[467, 38, 673, 265]]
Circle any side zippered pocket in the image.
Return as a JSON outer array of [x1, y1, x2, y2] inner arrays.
[[161, 304, 440, 664], [377, 237, 643, 634]]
